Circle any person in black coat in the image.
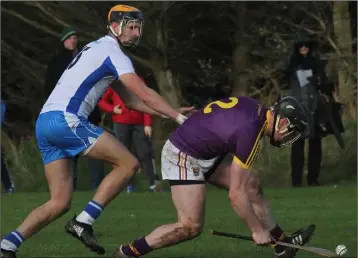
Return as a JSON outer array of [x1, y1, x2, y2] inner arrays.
[[44, 27, 80, 98], [44, 27, 104, 190], [283, 32, 334, 187]]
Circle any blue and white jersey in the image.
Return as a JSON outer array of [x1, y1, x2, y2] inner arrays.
[[41, 35, 135, 118]]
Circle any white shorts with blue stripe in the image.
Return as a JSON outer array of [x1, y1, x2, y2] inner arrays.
[[35, 111, 104, 164]]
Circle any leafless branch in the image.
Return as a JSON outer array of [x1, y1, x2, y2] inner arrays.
[[2, 41, 45, 84], [2, 7, 59, 37], [23, 1, 71, 28], [299, 6, 327, 32], [275, 16, 320, 35]]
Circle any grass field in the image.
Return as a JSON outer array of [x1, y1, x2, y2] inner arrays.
[[1, 184, 357, 258]]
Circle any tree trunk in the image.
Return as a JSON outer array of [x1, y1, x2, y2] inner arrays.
[[151, 67, 181, 157], [231, 2, 252, 96], [152, 66, 182, 108], [332, 1, 356, 117], [151, 6, 182, 108]]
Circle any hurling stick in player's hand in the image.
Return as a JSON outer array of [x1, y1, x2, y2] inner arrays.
[[209, 230, 339, 258]]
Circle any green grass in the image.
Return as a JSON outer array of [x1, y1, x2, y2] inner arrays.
[[1, 185, 356, 257]]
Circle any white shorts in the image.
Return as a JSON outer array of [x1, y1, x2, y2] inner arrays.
[[161, 140, 219, 181]]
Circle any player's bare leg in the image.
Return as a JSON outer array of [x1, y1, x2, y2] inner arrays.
[[207, 156, 316, 258], [87, 132, 139, 206], [113, 183, 206, 257], [1, 159, 73, 257], [65, 131, 139, 255]]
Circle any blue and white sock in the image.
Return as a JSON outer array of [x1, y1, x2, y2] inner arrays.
[[76, 200, 104, 225], [0, 231, 24, 252]]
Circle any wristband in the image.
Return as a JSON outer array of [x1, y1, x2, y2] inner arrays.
[[175, 113, 187, 125]]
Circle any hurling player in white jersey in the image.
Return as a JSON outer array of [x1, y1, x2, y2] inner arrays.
[[0, 5, 194, 258]]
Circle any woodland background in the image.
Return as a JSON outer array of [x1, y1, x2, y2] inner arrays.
[[1, 1, 357, 190]]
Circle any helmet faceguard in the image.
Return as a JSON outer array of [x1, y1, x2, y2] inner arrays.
[[270, 95, 308, 147], [107, 5, 144, 48]]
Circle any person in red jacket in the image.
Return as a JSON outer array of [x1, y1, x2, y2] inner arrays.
[[98, 85, 159, 192]]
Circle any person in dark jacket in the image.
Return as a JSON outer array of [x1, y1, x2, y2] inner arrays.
[[283, 32, 334, 187], [45, 27, 80, 98], [44, 27, 105, 190], [1, 99, 15, 194]]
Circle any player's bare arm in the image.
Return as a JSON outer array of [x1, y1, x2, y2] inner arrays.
[[113, 80, 195, 122], [245, 171, 278, 232], [228, 161, 263, 232], [229, 161, 272, 245], [206, 155, 278, 234], [119, 73, 192, 124], [112, 81, 162, 116]]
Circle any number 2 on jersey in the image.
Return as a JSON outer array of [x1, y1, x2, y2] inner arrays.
[[203, 97, 239, 114], [67, 46, 91, 70]]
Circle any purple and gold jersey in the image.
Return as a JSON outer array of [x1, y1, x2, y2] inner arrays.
[[169, 96, 269, 170]]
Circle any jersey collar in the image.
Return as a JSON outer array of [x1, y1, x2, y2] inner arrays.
[[104, 34, 119, 44]]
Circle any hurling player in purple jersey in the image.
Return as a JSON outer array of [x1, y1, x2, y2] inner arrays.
[[114, 96, 316, 258]]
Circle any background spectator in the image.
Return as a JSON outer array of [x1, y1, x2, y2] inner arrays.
[[98, 80, 159, 193], [44, 27, 80, 98], [283, 32, 334, 187], [1, 98, 15, 194]]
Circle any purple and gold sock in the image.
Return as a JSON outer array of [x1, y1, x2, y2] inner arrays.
[[121, 237, 152, 257], [270, 224, 286, 253]]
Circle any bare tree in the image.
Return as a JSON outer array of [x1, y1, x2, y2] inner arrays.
[[332, 1, 356, 115], [135, 2, 183, 107], [230, 2, 253, 96]]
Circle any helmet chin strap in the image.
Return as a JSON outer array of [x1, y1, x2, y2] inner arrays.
[[108, 22, 123, 37], [270, 112, 280, 147]]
